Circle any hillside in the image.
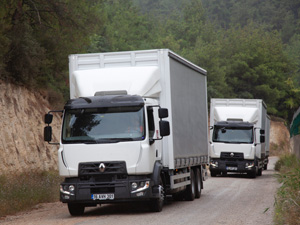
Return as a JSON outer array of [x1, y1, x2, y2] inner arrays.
[[0, 81, 60, 174]]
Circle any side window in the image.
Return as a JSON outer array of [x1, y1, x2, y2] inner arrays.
[[147, 107, 155, 139]]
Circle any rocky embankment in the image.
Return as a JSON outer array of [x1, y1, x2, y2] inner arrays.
[[0, 81, 60, 174], [0, 81, 291, 174]]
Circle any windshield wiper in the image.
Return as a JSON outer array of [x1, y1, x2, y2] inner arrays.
[[74, 138, 137, 144], [83, 140, 99, 144], [92, 138, 135, 144], [214, 140, 252, 144]]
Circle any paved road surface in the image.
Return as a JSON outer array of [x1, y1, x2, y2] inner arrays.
[[1, 157, 279, 225]]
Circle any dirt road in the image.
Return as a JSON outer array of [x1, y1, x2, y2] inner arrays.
[[1, 156, 279, 225]]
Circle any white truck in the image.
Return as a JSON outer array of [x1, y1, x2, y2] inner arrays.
[[44, 49, 209, 215], [209, 99, 270, 178]]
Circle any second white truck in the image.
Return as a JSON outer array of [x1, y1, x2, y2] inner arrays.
[[44, 49, 209, 215], [209, 98, 270, 178]]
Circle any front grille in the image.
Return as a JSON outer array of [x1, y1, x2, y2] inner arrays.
[[79, 161, 127, 177], [91, 187, 115, 194], [221, 152, 244, 160]]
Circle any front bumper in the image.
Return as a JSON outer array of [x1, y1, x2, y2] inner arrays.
[[60, 176, 155, 204], [210, 158, 256, 173]]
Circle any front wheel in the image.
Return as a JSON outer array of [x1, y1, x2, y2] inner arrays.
[[257, 168, 262, 176], [210, 170, 217, 177], [150, 178, 164, 212], [68, 203, 85, 216], [248, 167, 257, 179], [264, 164, 268, 170]]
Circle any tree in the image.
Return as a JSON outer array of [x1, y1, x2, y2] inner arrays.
[[1, 0, 101, 102], [220, 24, 297, 118], [89, 0, 159, 53]]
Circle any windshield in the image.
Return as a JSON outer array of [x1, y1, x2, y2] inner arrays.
[[213, 126, 253, 144], [62, 106, 145, 144]]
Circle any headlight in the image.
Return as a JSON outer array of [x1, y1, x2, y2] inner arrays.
[[210, 161, 218, 168], [131, 181, 150, 194], [245, 162, 254, 168], [60, 184, 75, 196], [69, 185, 75, 192], [131, 182, 138, 190]]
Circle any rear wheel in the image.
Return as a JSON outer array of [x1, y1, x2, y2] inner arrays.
[[185, 169, 195, 201], [194, 168, 202, 199], [68, 203, 85, 216]]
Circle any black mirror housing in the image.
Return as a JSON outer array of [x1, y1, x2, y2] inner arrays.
[[260, 129, 265, 135], [159, 120, 170, 137], [260, 135, 265, 143], [159, 108, 168, 119], [45, 114, 53, 124], [44, 126, 52, 142]]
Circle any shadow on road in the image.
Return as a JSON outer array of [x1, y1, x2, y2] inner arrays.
[[82, 199, 175, 217]]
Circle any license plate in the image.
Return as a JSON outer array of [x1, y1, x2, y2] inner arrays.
[[92, 194, 114, 200], [226, 167, 237, 171]]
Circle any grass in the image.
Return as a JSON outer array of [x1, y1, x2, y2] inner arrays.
[[0, 170, 62, 218], [274, 154, 300, 225]]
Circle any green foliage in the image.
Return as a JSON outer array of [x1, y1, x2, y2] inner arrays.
[[219, 25, 295, 116], [274, 154, 300, 224], [0, 171, 61, 217], [88, 0, 158, 53], [0, 0, 101, 103]]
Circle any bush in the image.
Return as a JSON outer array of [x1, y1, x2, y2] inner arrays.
[[274, 154, 300, 225], [0, 170, 61, 217]]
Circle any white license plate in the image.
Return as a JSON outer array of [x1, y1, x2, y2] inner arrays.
[[226, 167, 237, 171], [92, 194, 114, 200]]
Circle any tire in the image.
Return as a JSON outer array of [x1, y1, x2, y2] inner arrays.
[[194, 168, 202, 199], [257, 168, 262, 176], [248, 167, 257, 178], [185, 169, 195, 201], [68, 203, 85, 216], [264, 164, 268, 170], [210, 170, 217, 177], [150, 178, 164, 212]]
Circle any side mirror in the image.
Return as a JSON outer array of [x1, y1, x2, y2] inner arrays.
[[260, 135, 265, 143], [260, 129, 265, 135], [45, 114, 53, 124], [158, 108, 168, 119], [159, 120, 170, 137], [44, 126, 52, 142]]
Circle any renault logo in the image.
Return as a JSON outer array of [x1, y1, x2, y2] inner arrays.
[[99, 163, 105, 172], [230, 153, 234, 157]]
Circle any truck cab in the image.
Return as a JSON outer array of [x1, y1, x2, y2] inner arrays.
[[210, 121, 261, 177], [45, 93, 170, 214]]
